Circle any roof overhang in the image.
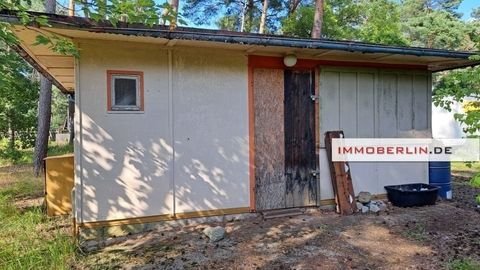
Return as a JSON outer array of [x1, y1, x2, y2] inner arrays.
[[1, 10, 479, 93]]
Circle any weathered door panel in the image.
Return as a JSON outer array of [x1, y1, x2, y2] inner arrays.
[[284, 70, 317, 207], [253, 69, 286, 210]]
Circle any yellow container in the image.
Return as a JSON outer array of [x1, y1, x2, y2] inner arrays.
[[44, 154, 74, 216]]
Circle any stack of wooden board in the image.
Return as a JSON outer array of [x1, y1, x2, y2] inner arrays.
[[324, 131, 357, 215]]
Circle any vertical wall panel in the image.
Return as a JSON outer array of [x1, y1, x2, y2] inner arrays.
[[77, 41, 173, 222], [397, 74, 414, 131], [253, 69, 286, 210], [320, 71, 340, 143], [173, 49, 249, 213], [413, 75, 429, 130], [357, 73, 375, 138], [378, 74, 398, 137], [339, 72, 358, 138]]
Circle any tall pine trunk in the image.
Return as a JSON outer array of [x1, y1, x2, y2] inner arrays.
[[311, 0, 324, 38], [246, 0, 254, 32], [34, 77, 53, 176], [33, 0, 56, 177], [169, 0, 179, 29], [68, 0, 75, 16], [259, 0, 268, 34]]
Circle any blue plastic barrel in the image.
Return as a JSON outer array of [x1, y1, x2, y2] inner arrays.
[[428, 161, 452, 199]]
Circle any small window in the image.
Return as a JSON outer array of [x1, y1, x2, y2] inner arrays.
[[107, 71, 144, 112]]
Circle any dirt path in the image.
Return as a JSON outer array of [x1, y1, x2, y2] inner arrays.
[[78, 198, 479, 270]]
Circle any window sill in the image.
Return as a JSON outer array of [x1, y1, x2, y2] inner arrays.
[[107, 110, 145, 114]]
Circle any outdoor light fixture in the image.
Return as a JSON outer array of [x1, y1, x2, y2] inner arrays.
[[283, 54, 297, 67]]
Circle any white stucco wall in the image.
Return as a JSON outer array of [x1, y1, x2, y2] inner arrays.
[[75, 41, 249, 223], [318, 68, 432, 200]]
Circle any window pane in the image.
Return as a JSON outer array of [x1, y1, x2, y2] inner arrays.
[[114, 78, 137, 106]]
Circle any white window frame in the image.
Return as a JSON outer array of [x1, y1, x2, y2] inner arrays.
[[110, 75, 141, 111]]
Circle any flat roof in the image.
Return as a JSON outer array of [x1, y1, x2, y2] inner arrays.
[[1, 10, 479, 93]]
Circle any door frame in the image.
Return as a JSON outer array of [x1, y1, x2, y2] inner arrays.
[[248, 55, 320, 212]]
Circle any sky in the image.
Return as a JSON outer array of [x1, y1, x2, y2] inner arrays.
[[458, 0, 480, 20]]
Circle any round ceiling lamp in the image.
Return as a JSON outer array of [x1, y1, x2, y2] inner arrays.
[[283, 54, 297, 67]]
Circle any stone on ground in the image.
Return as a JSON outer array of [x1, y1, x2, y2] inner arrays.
[[371, 200, 387, 211], [369, 203, 380, 213], [358, 191, 372, 204], [203, 226, 226, 242], [361, 206, 369, 213], [356, 202, 364, 211]]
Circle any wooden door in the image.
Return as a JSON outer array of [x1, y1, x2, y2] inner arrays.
[[284, 70, 317, 207]]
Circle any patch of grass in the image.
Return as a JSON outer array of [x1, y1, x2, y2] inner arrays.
[[48, 143, 74, 157], [448, 258, 480, 270], [451, 162, 480, 174], [0, 142, 73, 167], [0, 167, 76, 269], [402, 223, 428, 242]]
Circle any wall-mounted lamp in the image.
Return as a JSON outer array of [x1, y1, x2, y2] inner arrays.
[[283, 54, 297, 67]]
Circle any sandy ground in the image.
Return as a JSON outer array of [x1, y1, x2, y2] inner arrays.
[[76, 176, 480, 270]]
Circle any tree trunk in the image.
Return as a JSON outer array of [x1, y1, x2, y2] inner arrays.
[[240, 1, 247, 32], [68, 0, 75, 16], [311, 0, 324, 39], [34, 76, 53, 176], [288, 0, 301, 15], [33, 0, 56, 177], [68, 94, 75, 145], [259, 0, 268, 34], [169, 0, 179, 29], [246, 0, 254, 32], [44, 0, 56, 14]]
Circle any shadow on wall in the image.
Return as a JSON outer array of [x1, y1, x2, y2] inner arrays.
[[79, 112, 249, 223]]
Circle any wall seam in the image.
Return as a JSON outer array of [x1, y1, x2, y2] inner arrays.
[[74, 47, 84, 223], [168, 49, 175, 216]]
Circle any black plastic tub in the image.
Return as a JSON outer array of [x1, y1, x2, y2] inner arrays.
[[384, 183, 439, 207]]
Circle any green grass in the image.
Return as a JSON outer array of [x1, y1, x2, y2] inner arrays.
[[451, 162, 480, 174], [448, 258, 480, 270], [402, 223, 428, 242], [0, 141, 73, 167], [0, 166, 76, 269]]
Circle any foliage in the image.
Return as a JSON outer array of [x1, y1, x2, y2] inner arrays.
[[401, 9, 473, 49], [0, 43, 39, 150], [77, 0, 186, 26], [447, 258, 480, 270], [0, 1, 79, 57], [281, 5, 315, 37], [185, 0, 286, 32], [433, 65, 480, 135], [470, 174, 480, 188], [0, 140, 74, 167], [357, 0, 408, 45], [282, 0, 407, 45], [51, 91, 68, 131], [0, 167, 75, 269]]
